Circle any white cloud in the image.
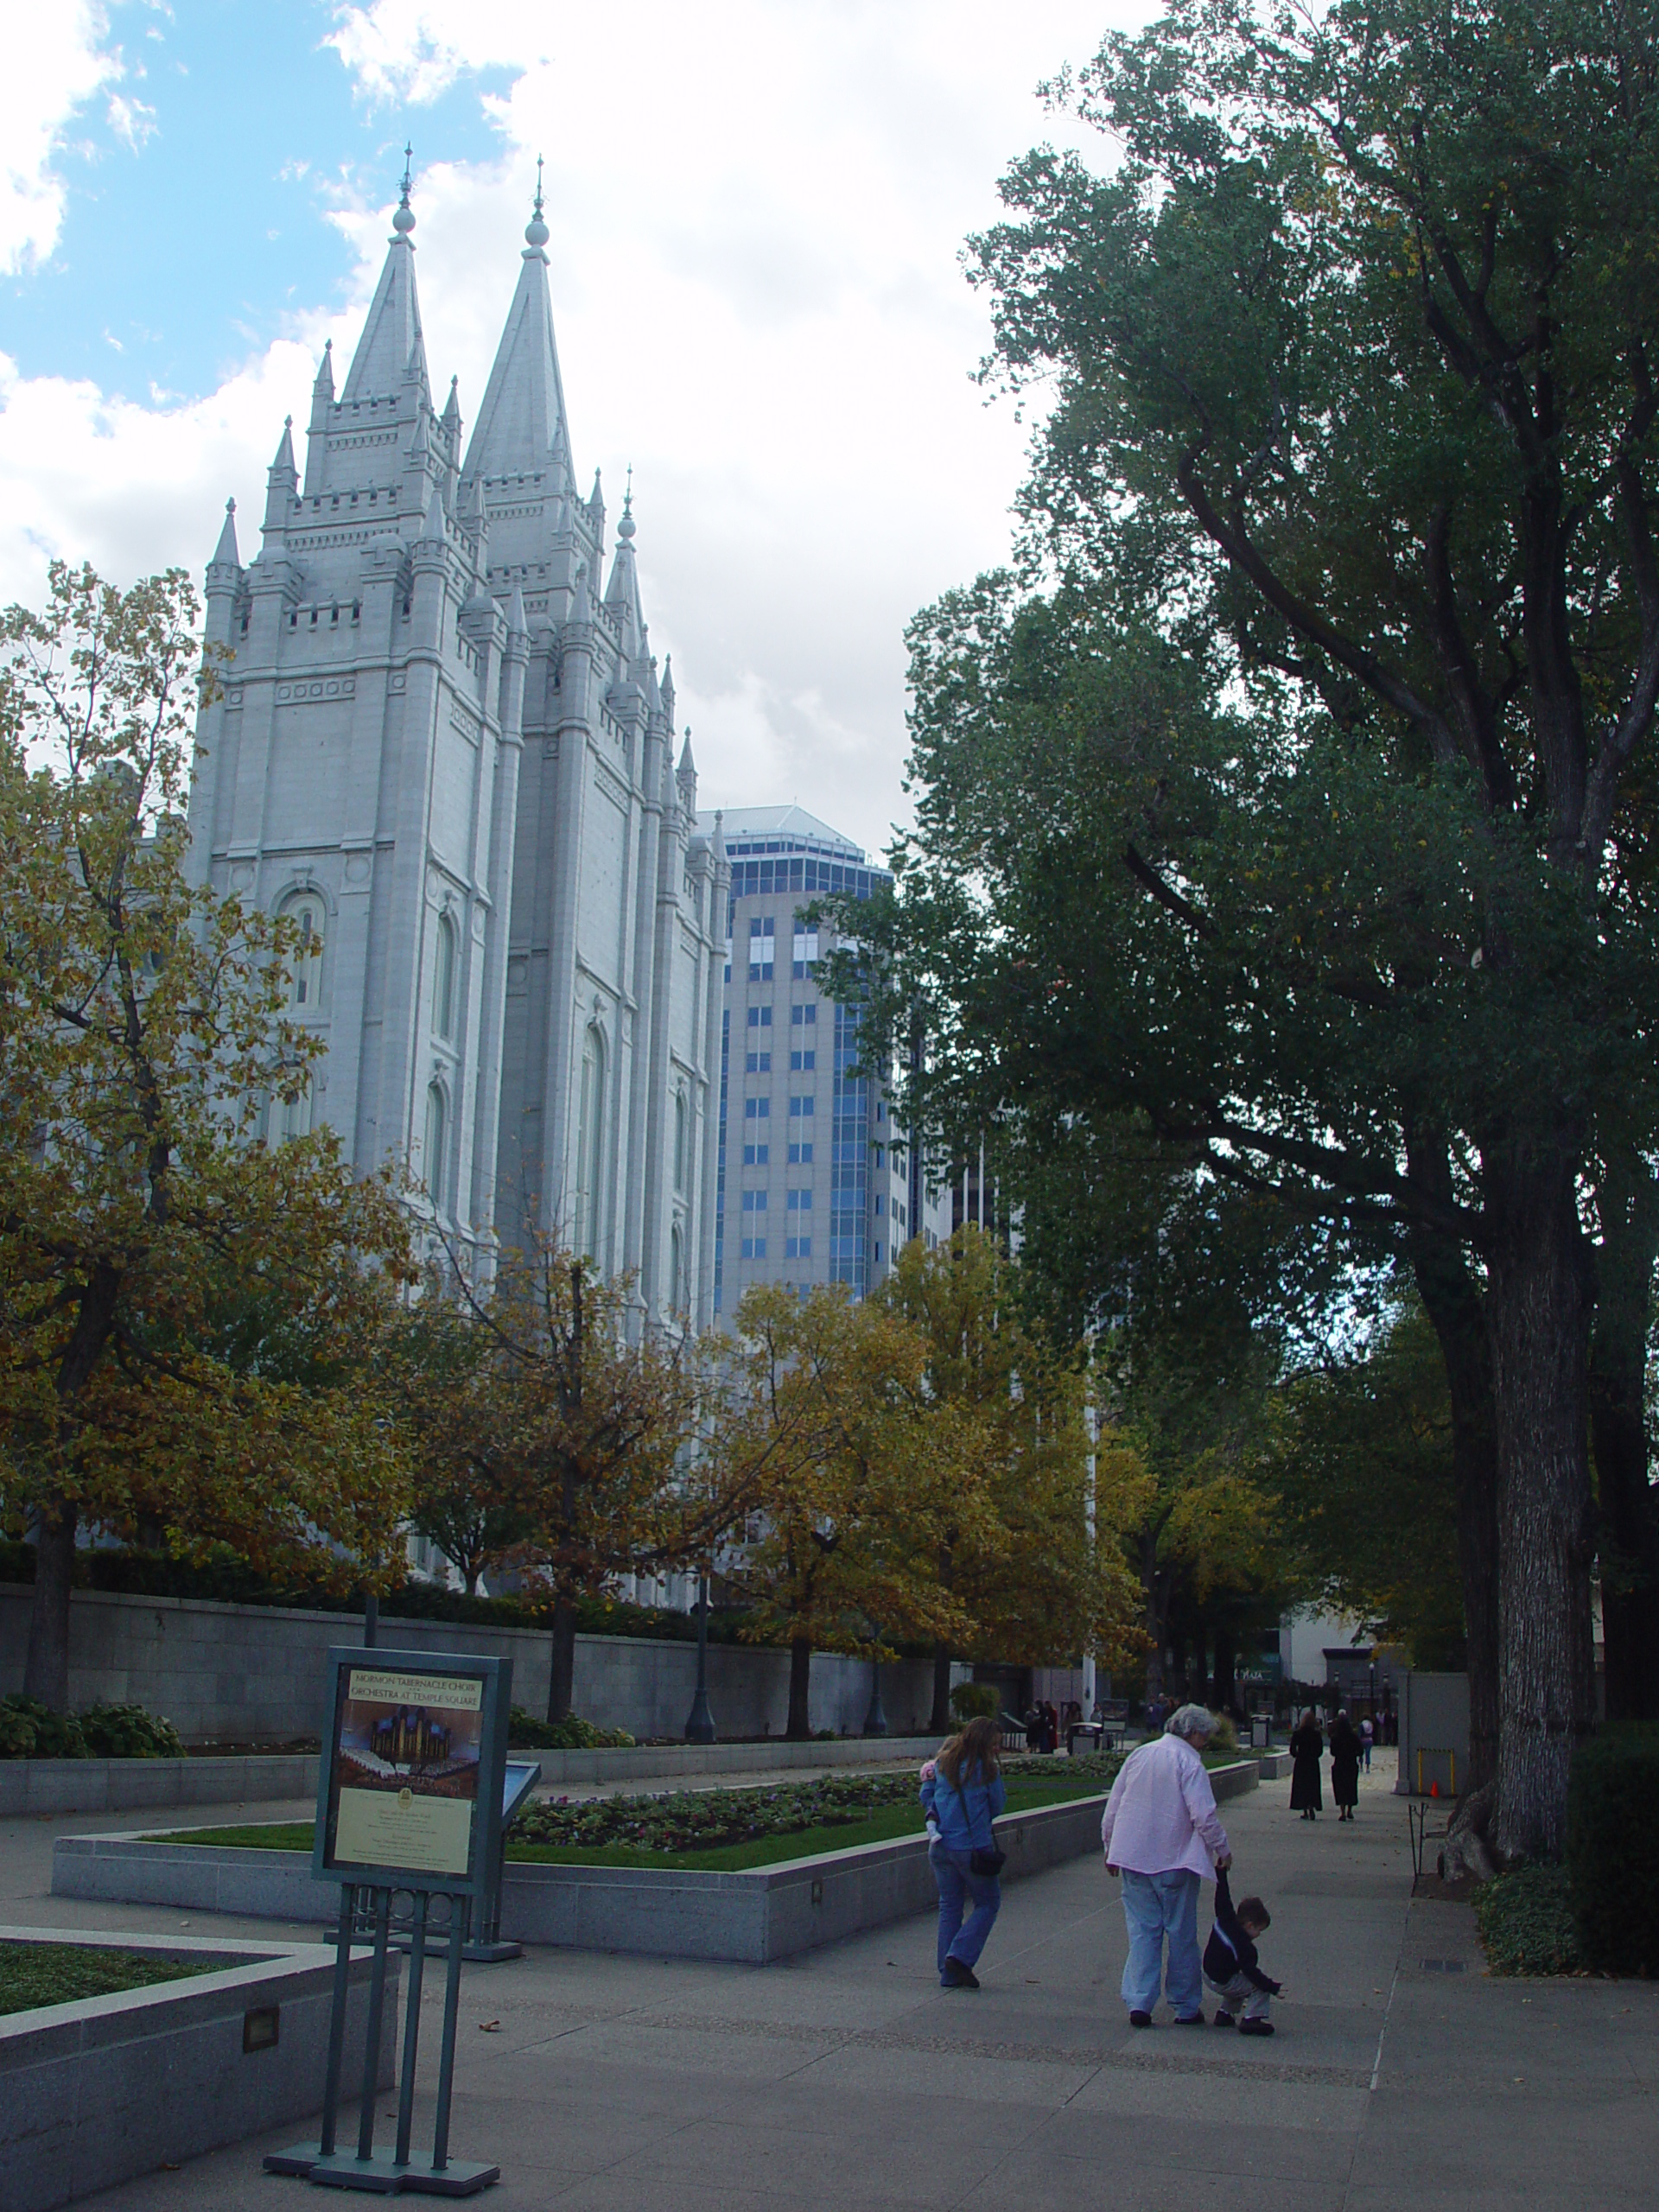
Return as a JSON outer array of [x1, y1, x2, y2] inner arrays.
[[1, 3, 1143, 855], [0, 5, 124, 270]]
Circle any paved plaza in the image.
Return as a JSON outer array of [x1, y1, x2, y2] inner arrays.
[[5, 1752, 1655, 2209]]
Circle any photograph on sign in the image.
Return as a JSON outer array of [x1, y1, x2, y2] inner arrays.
[[332, 1667, 484, 1878]]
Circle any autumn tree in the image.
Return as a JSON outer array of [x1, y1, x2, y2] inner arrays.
[[0, 563, 416, 1708], [876, 1225, 1139, 1730], [721, 1283, 976, 1739]]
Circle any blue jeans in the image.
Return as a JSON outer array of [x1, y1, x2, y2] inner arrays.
[[1119, 1868, 1202, 2017], [931, 1840, 1000, 1980]]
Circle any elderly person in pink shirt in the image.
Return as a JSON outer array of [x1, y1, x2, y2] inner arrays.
[[1102, 1702, 1231, 2026]]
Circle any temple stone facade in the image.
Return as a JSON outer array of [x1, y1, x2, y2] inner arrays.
[[188, 172, 726, 1322]]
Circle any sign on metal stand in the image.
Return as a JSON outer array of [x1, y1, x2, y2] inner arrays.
[[265, 1648, 512, 2196]]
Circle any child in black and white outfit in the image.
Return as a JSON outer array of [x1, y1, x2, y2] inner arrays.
[[1204, 1866, 1281, 2036]]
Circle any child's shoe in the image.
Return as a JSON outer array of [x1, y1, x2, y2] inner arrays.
[[1213, 2012, 1236, 2028], [1238, 2018, 1274, 2037]]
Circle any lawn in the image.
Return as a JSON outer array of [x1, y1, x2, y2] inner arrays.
[[153, 1776, 1109, 1873], [0, 1940, 220, 2017]]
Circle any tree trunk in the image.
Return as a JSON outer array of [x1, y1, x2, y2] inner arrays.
[[1589, 1145, 1659, 1721], [23, 1495, 77, 1711], [1484, 1146, 1598, 1861], [1407, 1139, 1501, 1796], [1210, 1628, 1236, 1715], [929, 1644, 953, 1735], [546, 1596, 577, 1724], [786, 1636, 813, 1739]]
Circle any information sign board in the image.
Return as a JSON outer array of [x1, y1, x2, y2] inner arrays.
[[313, 1647, 509, 1902]]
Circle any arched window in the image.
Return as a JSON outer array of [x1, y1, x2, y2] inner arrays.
[[674, 1088, 689, 1193], [670, 1222, 684, 1314], [433, 912, 458, 1041], [575, 1027, 605, 1258], [282, 894, 323, 1010], [276, 1072, 313, 1145], [423, 1083, 447, 1211]]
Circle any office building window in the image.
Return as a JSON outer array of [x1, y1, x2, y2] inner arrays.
[[785, 1236, 811, 1259], [790, 1048, 815, 1071], [747, 1005, 772, 1028], [743, 1143, 770, 1166], [741, 1190, 766, 1213], [791, 926, 818, 979], [791, 1002, 817, 1026], [788, 1141, 813, 1165], [741, 1236, 766, 1259], [787, 1188, 812, 1211], [745, 1096, 770, 1121], [746, 1052, 771, 1073], [748, 916, 775, 981], [789, 1095, 814, 1118]]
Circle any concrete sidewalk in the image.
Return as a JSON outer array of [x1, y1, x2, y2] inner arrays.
[[23, 1751, 1659, 2208]]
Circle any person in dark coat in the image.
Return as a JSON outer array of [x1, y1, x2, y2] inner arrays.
[[1329, 1711, 1361, 1820], [1289, 1709, 1324, 1819]]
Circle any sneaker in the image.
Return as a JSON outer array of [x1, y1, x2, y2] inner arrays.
[[1173, 2014, 1206, 2026], [1213, 2012, 1236, 2028], [1238, 2018, 1275, 2037], [1128, 2010, 1154, 2028], [941, 1958, 979, 1990]]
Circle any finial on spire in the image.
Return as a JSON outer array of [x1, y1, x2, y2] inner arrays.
[[524, 155, 550, 251], [393, 145, 416, 236], [618, 466, 635, 540]]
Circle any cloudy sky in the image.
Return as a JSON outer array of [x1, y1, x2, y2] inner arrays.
[[0, 2, 1145, 858]]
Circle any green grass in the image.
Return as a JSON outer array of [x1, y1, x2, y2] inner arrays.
[[151, 1778, 1103, 1872], [0, 1940, 220, 2017], [1475, 1865, 1586, 1976]]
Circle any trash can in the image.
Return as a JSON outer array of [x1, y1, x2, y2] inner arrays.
[[1249, 1713, 1271, 1751]]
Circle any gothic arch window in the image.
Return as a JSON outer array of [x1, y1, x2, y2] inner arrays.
[[281, 892, 324, 1012], [575, 1025, 606, 1260], [276, 1070, 314, 1146], [673, 1087, 689, 1194], [670, 1222, 685, 1315], [433, 911, 458, 1042], [423, 1082, 448, 1212]]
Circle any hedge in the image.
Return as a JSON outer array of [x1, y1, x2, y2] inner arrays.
[[1567, 1723, 1659, 1974]]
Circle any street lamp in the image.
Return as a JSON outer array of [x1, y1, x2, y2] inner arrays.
[[683, 1572, 716, 1745]]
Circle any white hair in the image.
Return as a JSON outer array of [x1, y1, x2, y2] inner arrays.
[[1165, 1703, 1218, 1742]]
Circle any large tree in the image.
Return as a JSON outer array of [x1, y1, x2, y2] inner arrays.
[[845, 0, 1659, 1855], [0, 564, 416, 1708]]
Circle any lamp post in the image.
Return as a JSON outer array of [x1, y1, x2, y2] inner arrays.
[[683, 1573, 716, 1744]]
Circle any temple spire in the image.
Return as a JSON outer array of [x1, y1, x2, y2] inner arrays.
[[213, 498, 240, 568], [340, 151, 430, 403], [459, 163, 574, 490]]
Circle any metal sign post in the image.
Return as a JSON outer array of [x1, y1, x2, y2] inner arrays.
[[265, 1648, 512, 2196]]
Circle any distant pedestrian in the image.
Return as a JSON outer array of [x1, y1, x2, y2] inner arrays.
[[1359, 1716, 1374, 1772], [920, 1715, 1005, 1990], [1289, 1709, 1324, 1820], [1101, 1702, 1232, 2027], [1330, 1711, 1360, 1821]]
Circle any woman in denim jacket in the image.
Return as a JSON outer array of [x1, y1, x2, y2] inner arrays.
[[919, 1714, 1007, 1989]]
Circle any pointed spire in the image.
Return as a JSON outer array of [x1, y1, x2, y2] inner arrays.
[[589, 466, 604, 518], [270, 416, 297, 480], [459, 169, 575, 491], [211, 497, 240, 569], [442, 374, 461, 441], [661, 652, 676, 727], [341, 153, 430, 402], [677, 729, 697, 780], [313, 339, 334, 402], [507, 583, 529, 639], [420, 478, 448, 543]]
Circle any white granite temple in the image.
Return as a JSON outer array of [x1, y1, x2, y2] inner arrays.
[[187, 168, 727, 1324]]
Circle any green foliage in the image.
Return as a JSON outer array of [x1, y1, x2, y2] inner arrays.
[[1567, 1728, 1659, 1971], [506, 1707, 635, 1751], [0, 1696, 88, 1758], [76, 1702, 185, 1759], [1476, 1866, 1585, 1977], [0, 1940, 217, 2017], [1268, 1300, 1466, 1667], [949, 1681, 1001, 1722], [1205, 1711, 1240, 1755]]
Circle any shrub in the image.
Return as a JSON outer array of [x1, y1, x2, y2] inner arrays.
[[507, 1707, 635, 1751], [949, 1681, 1000, 1723], [77, 1704, 186, 1759], [1205, 1712, 1240, 1755], [1567, 1726, 1659, 1973], [0, 1696, 88, 1759], [1476, 1865, 1584, 1975]]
